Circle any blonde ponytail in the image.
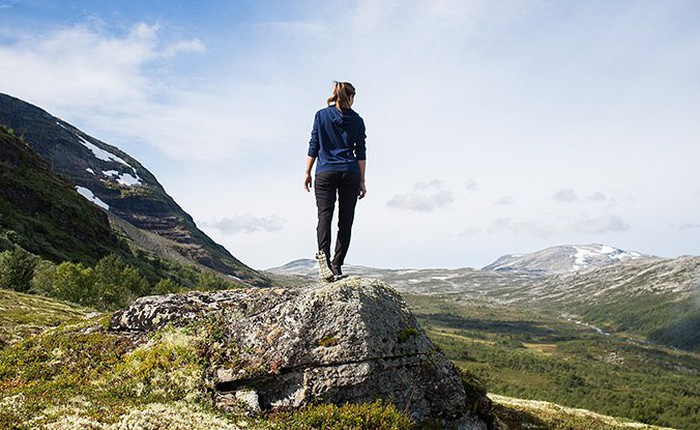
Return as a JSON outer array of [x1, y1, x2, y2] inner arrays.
[[327, 81, 356, 111]]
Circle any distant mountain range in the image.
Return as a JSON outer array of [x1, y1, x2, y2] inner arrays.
[[0, 92, 268, 286], [268, 244, 655, 278], [267, 245, 700, 352]]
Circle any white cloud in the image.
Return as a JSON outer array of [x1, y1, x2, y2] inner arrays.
[[586, 192, 608, 202], [0, 23, 204, 108], [552, 188, 578, 203], [387, 181, 452, 212], [0, 21, 232, 159], [162, 38, 206, 58], [464, 179, 478, 191], [571, 216, 629, 234], [460, 227, 482, 236], [201, 214, 285, 234], [2, 2, 699, 268], [414, 180, 445, 190], [495, 196, 515, 206]]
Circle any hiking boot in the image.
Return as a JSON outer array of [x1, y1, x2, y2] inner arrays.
[[331, 265, 347, 281], [315, 251, 334, 282]]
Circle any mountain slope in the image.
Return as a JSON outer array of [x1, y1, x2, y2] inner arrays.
[[533, 256, 700, 350], [483, 244, 650, 274], [0, 125, 121, 264], [0, 93, 267, 286]]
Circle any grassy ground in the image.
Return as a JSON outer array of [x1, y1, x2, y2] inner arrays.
[[491, 395, 675, 430], [0, 288, 691, 430], [0, 288, 87, 348]]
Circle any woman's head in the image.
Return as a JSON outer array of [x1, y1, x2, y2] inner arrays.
[[327, 81, 355, 110]]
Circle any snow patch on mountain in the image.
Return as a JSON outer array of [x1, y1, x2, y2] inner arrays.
[[484, 244, 649, 275], [75, 186, 109, 210], [77, 135, 130, 167], [102, 170, 142, 186]]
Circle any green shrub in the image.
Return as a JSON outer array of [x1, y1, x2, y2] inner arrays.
[[93, 254, 148, 309], [153, 278, 179, 295], [261, 400, 414, 430], [0, 317, 210, 428], [29, 259, 56, 295], [397, 327, 419, 343], [52, 261, 95, 305], [0, 247, 39, 292], [196, 271, 234, 291]]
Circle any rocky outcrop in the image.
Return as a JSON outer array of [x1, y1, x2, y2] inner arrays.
[[110, 277, 494, 429]]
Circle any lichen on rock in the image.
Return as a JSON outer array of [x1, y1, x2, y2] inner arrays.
[[110, 277, 494, 429]]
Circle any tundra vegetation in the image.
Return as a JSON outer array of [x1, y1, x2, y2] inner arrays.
[[0, 288, 673, 430], [405, 294, 700, 430]]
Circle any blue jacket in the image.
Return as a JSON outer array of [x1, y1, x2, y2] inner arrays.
[[308, 105, 366, 173]]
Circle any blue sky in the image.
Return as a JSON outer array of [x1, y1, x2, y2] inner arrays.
[[1, 0, 699, 269]]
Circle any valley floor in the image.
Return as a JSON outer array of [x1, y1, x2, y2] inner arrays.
[[405, 294, 700, 430]]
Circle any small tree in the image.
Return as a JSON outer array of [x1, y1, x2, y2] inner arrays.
[[52, 261, 95, 305], [153, 278, 178, 295], [93, 254, 148, 309], [0, 247, 39, 293], [30, 260, 57, 296], [196, 271, 231, 291]]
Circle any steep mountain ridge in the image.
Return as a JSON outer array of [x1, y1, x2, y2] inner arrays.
[[0, 92, 267, 286]]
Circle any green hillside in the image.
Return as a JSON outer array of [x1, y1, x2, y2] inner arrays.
[[0, 125, 120, 264], [0, 93, 270, 287], [0, 124, 250, 311]]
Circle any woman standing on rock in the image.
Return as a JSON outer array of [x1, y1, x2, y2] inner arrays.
[[304, 81, 367, 281]]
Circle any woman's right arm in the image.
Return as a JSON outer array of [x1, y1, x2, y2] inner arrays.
[[304, 156, 316, 192]]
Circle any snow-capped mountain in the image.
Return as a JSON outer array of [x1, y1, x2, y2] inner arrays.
[[482, 244, 652, 274]]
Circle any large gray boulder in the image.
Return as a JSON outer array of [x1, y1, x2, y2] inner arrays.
[[110, 277, 493, 429]]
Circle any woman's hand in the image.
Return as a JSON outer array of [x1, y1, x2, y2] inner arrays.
[[304, 156, 316, 192], [304, 172, 313, 192], [358, 160, 366, 199]]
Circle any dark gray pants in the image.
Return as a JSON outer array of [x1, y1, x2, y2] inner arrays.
[[314, 171, 360, 273]]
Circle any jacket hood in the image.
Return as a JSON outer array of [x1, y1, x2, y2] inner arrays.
[[326, 105, 357, 127]]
